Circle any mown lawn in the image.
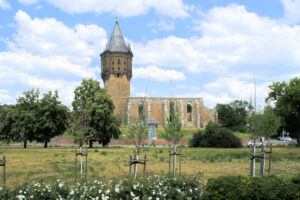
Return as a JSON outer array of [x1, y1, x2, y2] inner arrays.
[[62, 127, 252, 141], [1, 147, 299, 187]]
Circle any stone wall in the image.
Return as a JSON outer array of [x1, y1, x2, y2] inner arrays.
[[127, 97, 216, 127], [104, 74, 130, 120]]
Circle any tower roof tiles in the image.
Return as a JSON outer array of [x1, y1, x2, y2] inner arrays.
[[106, 21, 129, 52]]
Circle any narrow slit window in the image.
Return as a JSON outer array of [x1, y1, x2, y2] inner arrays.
[[187, 102, 192, 122], [138, 101, 144, 118]]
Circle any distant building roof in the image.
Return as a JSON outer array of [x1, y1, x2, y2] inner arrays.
[[106, 21, 129, 52]]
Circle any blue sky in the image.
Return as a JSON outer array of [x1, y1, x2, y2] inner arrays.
[[0, 0, 300, 109]]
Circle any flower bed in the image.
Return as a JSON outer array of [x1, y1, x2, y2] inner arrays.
[[0, 175, 203, 200], [1, 174, 299, 200]]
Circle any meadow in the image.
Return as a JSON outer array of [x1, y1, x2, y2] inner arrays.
[[0, 146, 299, 187]]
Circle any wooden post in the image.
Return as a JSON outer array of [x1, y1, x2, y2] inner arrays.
[[168, 149, 171, 176], [179, 151, 182, 176], [75, 150, 77, 182], [268, 143, 272, 175], [250, 147, 255, 177], [129, 155, 132, 174], [260, 137, 265, 177], [260, 151, 265, 177], [143, 155, 146, 177], [173, 145, 176, 177], [85, 149, 88, 182], [3, 156, 5, 186], [134, 154, 137, 179]]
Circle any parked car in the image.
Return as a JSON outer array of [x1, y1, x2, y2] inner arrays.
[[284, 136, 293, 141], [277, 136, 285, 141], [246, 141, 264, 147]]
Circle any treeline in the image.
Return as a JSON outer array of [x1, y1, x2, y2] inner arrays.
[[216, 77, 300, 145], [0, 78, 121, 148]]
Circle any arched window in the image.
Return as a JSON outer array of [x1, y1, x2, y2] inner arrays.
[[138, 101, 144, 118], [169, 101, 175, 121], [187, 102, 192, 122]]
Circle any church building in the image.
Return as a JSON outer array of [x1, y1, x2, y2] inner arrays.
[[100, 21, 217, 127]]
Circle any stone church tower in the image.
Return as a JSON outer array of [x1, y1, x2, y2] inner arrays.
[[100, 21, 133, 120], [101, 21, 217, 127]]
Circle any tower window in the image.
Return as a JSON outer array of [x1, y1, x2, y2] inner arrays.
[[187, 102, 192, 122], [112, 61, 114, 65], [112, 67, 114, 71], [124, 62, 126, 65], [124, 68, 125, 71], [118, 67, 120, 70], [118, 59, 120, 64]]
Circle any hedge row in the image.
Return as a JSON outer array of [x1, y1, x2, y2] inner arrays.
[[0, 174, 299, 200], [203, 175, 300, 200]]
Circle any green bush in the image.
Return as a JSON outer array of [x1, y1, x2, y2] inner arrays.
[[203, 175, 300, 200], [190, 125, 242, 148]]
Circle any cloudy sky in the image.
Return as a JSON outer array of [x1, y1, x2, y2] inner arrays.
[[0, 0, 300, 109]]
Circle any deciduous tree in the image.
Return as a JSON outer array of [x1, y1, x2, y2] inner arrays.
[[266, 77, 300, 146], [71, 79, 120, 148]]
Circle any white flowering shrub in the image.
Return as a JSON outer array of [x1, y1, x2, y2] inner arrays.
[[0, 174, 204, 200]]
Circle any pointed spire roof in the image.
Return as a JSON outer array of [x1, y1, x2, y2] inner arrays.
[[107, 21, 129, 52]]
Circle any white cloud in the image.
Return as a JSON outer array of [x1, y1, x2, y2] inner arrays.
[[45, 0, 190, 18], [203, 75, 270, 107], [148, 20, 175, 32], [281, 0, 300, 24], [18, 0, 39, 5], [0, 0, 10, 9], [0, 10, 108, 105], [0, 89, 14, 104], [133, 65, 185, 82], [11, 10, 107, 61], [133, 4, 300, 75]]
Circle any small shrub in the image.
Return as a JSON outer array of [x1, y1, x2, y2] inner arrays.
[[203, 175, 300, 200], [190, 127, 242, 148]]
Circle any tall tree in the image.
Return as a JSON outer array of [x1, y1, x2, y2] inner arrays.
[[266, 78, 300, 146], [14, 89, 41, 148], [71, 78, 121, 148], [35, 91, 69, 148], [216, 100, 249, 131], [248, 106, 281, 142], [0, 104, 20, 144]]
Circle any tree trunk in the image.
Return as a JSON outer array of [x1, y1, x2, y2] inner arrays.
[[23, 141, 27, 148], [89, 140, 93, 148], [44, 141, 48, 148], [297, 137, 300, 147]]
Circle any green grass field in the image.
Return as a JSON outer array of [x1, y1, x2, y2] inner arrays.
[[62, 127, 252, 141], [0, 147, 299, 187]]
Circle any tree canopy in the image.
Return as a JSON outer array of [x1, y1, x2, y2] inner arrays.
[[0, 89, 69, 148], [266, 77, 300, 145], [247, 106, 281, 141], [71, 78, 121, 148], [216, 100, 249, 132]]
